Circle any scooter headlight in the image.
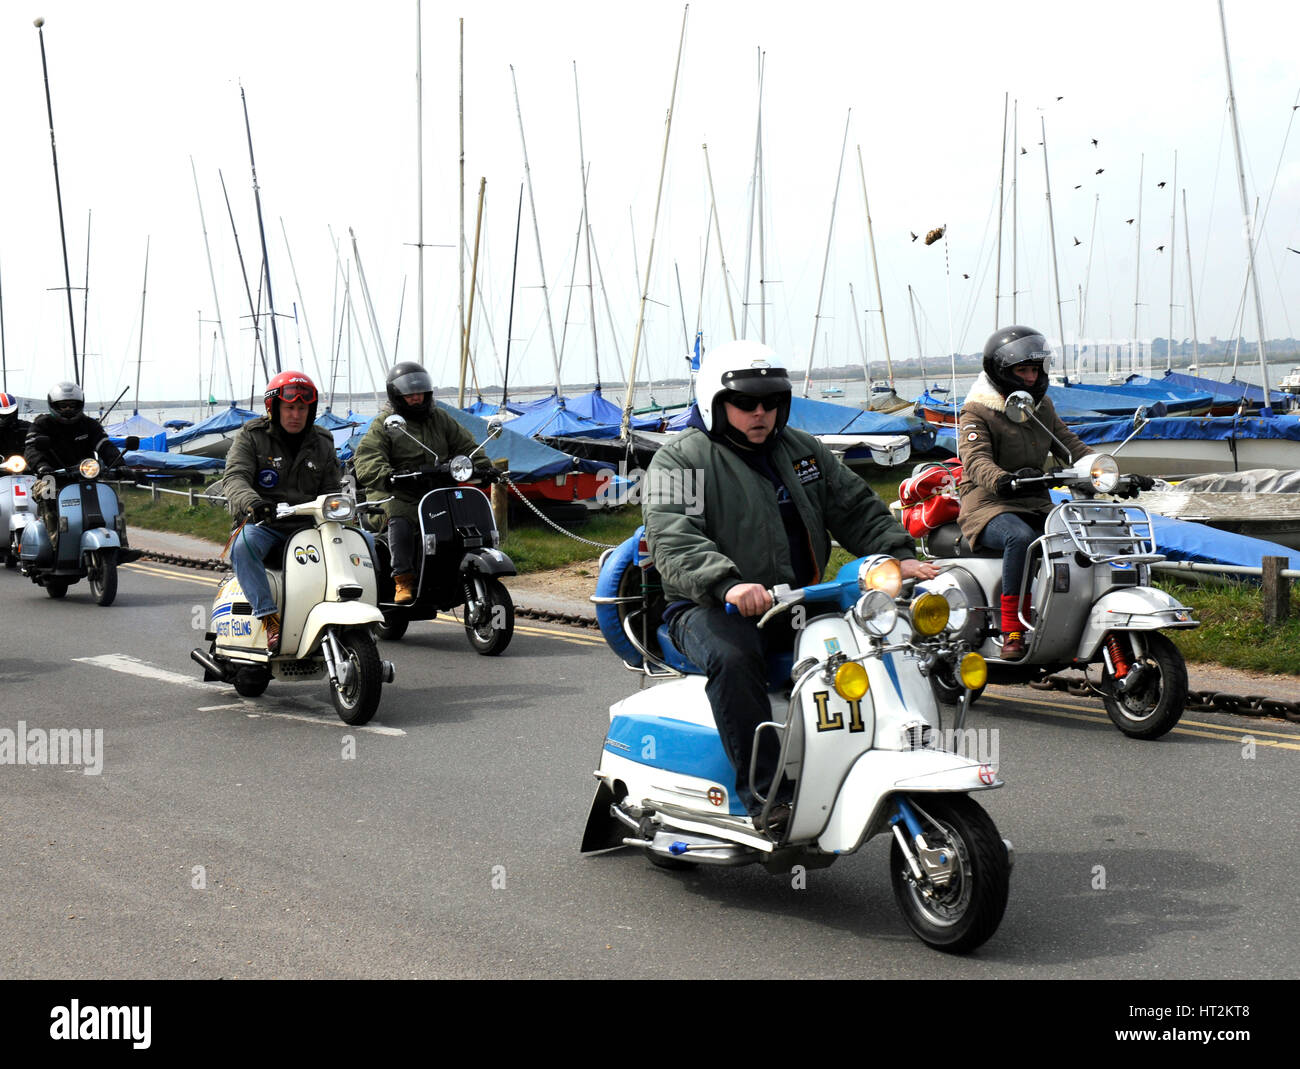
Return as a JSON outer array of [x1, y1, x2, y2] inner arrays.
[[857, 554, 902, 598], [910, 591, 950, 637], [449, 455, 474, 483], [79, 458, 101, 479], [1, 456, 27, 474], [1088, 453, 1120, 494], [833, 660, 869, 701], [852, 589, 897, 638], [959, 652, 988, 690], [322, 494, 356, 521], [941, 588, 969, 633]]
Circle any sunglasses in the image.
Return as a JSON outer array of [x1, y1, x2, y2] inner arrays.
[[724, 392, 782, 413]]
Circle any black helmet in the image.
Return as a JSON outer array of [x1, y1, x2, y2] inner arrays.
[[385, 362, 434, 419], [982, 325, 1051, 403], [48, 381, 85, 425]]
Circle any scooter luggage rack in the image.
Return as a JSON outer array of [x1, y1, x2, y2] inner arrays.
[[1056, 501, 1163, 565]]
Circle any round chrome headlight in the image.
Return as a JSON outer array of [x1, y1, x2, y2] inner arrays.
[[1088, 453, 1120, 494], [910, 591, 951, 637], [449, 455, 474, 483], [852, 588, 897, 638], [322, 494, 356, 521], [79, 458, 101, 479], [941, 587, 969, 634], [857, 554, 902, 598]]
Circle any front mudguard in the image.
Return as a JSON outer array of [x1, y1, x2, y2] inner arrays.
[[292, 602, 384, 660], [80, 528, 123, 555], [1076, 587, 1198, 661], [460, 548, 517, 578], [816, 748, 1002, 855]]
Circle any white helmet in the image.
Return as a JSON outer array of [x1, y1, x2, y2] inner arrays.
[[695, 339, 792, 434]]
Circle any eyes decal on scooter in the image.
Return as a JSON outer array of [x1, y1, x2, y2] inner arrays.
[[295, 547, 308, 564], [293, 545, 321, 564]]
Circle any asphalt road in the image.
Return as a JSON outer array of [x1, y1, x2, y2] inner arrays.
[[1, 557, 1297, 980]]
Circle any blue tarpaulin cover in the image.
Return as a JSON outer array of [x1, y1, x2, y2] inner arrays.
[[166, 404, 258, 447]]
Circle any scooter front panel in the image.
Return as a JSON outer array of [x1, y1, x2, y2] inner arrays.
[[603, 713, 746, 816], [281, 529, 330, 653]]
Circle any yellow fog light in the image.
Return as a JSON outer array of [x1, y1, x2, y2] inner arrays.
[[79, 458, 101, 479], [834, 661, 869, 701], [959, 652, 988, 690], [911, 591, 950, 636]]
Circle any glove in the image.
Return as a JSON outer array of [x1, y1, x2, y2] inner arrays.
[[994, 467, 1042, 498], [1118, 473, 1156, 499], [246, 500, 276, 523]]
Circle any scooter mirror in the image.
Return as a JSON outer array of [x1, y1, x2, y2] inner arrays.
[[485, 418, 503, 440], [1004, 391, 1034, 424], [384, 414, 408, 436], [125, 435, 141, 451]]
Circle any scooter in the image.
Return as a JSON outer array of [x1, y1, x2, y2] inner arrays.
[[18, 436, 140, 605], [0, 455, 39, 569], [190, 491, 396, 726], [919, 391, 1199, 740], [584, 534, 1011, 954], [365, 414, 516, 655]]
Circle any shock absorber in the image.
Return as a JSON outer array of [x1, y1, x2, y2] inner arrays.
[[1104, 633, 1131, 680]]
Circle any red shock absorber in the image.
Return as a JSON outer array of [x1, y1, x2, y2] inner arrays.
[[1105, 633, 1131, 679]]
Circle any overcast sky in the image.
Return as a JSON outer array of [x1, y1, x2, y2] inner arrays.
[[2, 0, 1298, 408]]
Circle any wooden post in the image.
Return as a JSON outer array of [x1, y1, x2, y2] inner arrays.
[[1261, 555, 1290, 625], [491, 459, 509, 543]]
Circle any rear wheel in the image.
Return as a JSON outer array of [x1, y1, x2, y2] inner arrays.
[[234, 674, 270, 698], [375, 610, 410, 642], [330, 629, 382, 726], [465, 577, 513, 656], [890, 794, 1010, 954], [45, 578, 68, 599], [87, 549, 118, 606], [1100, 631, 1187, 740]]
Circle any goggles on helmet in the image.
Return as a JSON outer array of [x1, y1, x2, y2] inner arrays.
[[275, 382, 317, 405]]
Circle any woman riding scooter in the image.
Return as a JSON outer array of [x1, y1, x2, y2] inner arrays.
[[223, 371, 343, 652], [957, 326, 1133, 660]]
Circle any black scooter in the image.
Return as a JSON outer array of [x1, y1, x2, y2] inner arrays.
[[365, 415, 517, 655]]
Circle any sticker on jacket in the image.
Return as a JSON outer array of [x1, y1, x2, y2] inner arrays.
[[792, 455, 821, 484], [257, 469, 280, 488]]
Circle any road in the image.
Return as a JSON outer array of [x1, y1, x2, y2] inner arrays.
[[1, 557, 1296, 980]]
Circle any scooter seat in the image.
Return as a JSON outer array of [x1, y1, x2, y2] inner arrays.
[[656, 624, 794, 691], [926, 522, 1000, 559]]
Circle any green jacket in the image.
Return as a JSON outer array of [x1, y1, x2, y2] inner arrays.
[[643, 424, 917, 606], [222, 416, 343, 526], [352, 404, 484, 524]]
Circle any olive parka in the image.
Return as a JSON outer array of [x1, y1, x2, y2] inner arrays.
[[956, 371, 1089, 547], [222, 416, 343, 526]]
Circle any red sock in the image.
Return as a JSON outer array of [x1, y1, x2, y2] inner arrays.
[[1000, 594, 1021, 635]]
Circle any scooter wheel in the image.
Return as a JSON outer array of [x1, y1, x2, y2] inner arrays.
[[1100, 631, 1187, 740], [890, 794, 1010, 954], [375, 610, 409, 642], [45, 578, 68, 599], [331, 629, 383, 726], [465, 577, 513, 656], [234, 675, 270, 698], [87, 548, 118, 607], [3, 553, 15, 570]]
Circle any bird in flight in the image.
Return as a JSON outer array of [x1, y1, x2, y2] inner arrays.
[[1096, 168, 1105, 175]]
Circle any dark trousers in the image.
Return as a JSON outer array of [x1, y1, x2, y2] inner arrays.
[[668, 604, 795, 817], [388, 517, 417, 576], [978, 510, 1046, 600]]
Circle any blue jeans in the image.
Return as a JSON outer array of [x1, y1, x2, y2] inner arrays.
[[978, 511, 1045, 599], [668, 604, 795, 817], [230, 524, 289, 618]]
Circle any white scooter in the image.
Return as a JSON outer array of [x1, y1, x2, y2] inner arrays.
[[585, 541, 1012, 954], [190, 491, 395, 725], [919, 391, 1199, 739], [0, 455, 38, 569]]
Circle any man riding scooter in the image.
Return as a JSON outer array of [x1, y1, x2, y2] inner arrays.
[[222, 371, 343, 653], [0, 393, 32, 459], [24, 381, 140, 560], [642, 340, 938, 834], [352, 362, 492, 605]]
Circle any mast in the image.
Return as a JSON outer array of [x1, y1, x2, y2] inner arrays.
[[219, 168, 270, 388], [459, 177, 486, 407], [1218, 0, 1273, 412], [134, 237, 149, 414], [995, 92, 1008, 326], [1131, 153, 1144, 381], [574, 64, 601, 385], [501, 185, 524, 410], [857, 145, 895, 388], [458, 17, 465, 379], [509, 64, 562, 393], [33, 17, 80, 385], [280, 218, 325, 386], [240, 84, 281, 373], [1167, 152, 1178, 371], [81, 210, 91, 381], [415, 0, 425, 364], [1040, 117, 1067, 371], [191, 158, 236, 401], [702, 143, 737, 339], [849, 281, 871, 387], [1182, 188, 1200, 369], [1011, 99, 1019, 323], [621, 3, 689, 439], [801, 109, 851, 397]]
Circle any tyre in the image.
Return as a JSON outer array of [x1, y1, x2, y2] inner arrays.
[[593, 532, 644, 665], [87, 549, 118, 607], [1100, 630, 1187, 740], [3, 551, 15, 570], [375, 610, 410, 642], [465, 576, 513, 656], [234, 675, 270, 698], [330, 629, 382, 726], [45, 578, 68, 599], [929, 661, 986, 708], [890, 794, 1010, 954]]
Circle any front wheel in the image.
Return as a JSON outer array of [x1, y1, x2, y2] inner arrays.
[[465, 576, 513, 656], [1100, 630, 1187, 740], [87, 549, 118, 606], [375, 610, 410, 642], [330, 629, 383, 726], [890, 794, 1010, 954]]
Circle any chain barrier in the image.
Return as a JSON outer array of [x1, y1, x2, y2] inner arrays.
[[498, 471, 621, 550], [1027, 673, 1300, 723]]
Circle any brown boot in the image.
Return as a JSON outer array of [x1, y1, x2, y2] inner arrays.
[[262, 613, 282, 654], [1001, 630, 1027, 661], [394, 573, 417, 605]]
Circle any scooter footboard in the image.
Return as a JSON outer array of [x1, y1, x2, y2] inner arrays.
[[816, 749, 1002, 855]]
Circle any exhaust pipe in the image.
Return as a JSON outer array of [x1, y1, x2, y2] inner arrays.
[[190, 648, 234, 683]]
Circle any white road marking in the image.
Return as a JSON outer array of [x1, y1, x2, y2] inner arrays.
[[73, 653, 223, 691]]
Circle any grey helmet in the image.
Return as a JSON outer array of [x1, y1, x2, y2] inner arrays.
[[982, 325, 1051, 403], [47, 381, 86, 425]]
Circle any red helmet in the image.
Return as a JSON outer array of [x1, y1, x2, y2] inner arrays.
[[264, 371, 318, 424]]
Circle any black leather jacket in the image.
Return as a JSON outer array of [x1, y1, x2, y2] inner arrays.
[[24, 413, 124, 475]]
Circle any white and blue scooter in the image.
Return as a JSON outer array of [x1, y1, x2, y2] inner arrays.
[[585, 533, 1013, 954]]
